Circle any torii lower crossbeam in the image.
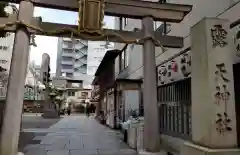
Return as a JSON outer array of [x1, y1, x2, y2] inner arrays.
[[0, 16, 184, 48]]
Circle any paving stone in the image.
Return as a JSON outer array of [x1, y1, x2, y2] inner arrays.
[[23, 116, 135, 155], [33, 136, 45, 141], [70, 149, 99, 155], [98, 149, 137, 155], [42, 142, 67, 151], [41, 136, 67, 144], [65, 143, 84, 150], [25, 149, 47, 155], [24, 144, 46, 152], [46, 150, 70, 155]]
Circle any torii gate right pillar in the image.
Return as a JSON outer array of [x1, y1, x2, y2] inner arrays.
[[141, 16, 160, 152]]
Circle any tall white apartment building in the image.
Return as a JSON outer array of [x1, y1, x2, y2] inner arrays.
[[0, 33, 14, 72], [87, 41, 114, 76], [56, 38, 113, 88]]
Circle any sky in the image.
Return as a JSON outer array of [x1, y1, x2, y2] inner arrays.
[[30, 7, 115, 73]]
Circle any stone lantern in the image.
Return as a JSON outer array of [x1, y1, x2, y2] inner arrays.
[[78, 0, 105, 33]]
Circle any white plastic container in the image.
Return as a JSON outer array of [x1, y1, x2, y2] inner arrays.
[[136, 117, 144, 152], [127, 119, 138, 149]]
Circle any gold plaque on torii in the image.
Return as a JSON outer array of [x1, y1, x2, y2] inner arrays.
[[78, 0, 105, 33]]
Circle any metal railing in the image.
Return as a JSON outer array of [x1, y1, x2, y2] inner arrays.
[[158, 78, 191, 139], [0, 86, 45, 100]]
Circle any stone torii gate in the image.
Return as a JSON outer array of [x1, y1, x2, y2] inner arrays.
[[0, 0, 192, 154]]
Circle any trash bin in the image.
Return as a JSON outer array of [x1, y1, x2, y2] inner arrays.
[[121, 120, 131, 143], [123, 129, 128, 143], [127, 119, 138, 149]]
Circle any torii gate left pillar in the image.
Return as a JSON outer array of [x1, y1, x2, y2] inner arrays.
[[0, 1, 33, 155]]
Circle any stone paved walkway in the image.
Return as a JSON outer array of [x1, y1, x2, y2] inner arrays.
[[23, 115, 137, 155]]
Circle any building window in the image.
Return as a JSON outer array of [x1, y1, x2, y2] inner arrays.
[[124, 48, 129, 68], [0, 46, 8, 51], [95, 48, 105, 53], [68, 91, 75, 96], [122, 18, 128, 28], [121, 52, 125, 69], [139, 88, 144, 116], [154, 0, 171, 35], [0, 60, 7, 64], [155, 22, 171, 35], [119, 46, 130, 72], [63, 42, 73, 49]]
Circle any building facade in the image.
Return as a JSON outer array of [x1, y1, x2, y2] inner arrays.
[[56, 37, 88, 78], [111, 0, 240, 155], [87, 41, 113, 76], [56, 37, 112, 88]]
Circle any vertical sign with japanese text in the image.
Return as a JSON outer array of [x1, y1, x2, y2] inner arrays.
[[210, 22, 236, 139], [191, 18, 237, 148]]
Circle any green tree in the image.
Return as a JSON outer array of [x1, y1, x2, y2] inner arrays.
[[0, 2, 8, 37]]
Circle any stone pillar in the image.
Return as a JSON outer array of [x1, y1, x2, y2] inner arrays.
[[0, 1, 34, 155], [182, 18, 240, 154], [141, 16, 160, 152]]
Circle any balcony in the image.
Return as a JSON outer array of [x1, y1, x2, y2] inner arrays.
[[61, 68, 74, 73], [61, 60, 73, 65], [62, 41, 74, 49], [62, 38, 72, 42], [62, 52, 74, 57]]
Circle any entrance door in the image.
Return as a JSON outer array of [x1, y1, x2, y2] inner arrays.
[[233, 63, 240, 146]]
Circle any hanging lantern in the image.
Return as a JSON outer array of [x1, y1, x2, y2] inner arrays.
[[78, 0, 105, 33]]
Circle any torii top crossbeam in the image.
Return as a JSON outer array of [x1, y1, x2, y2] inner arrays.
[[3, 0, 192, 22], [0, 0, 192, 48]]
